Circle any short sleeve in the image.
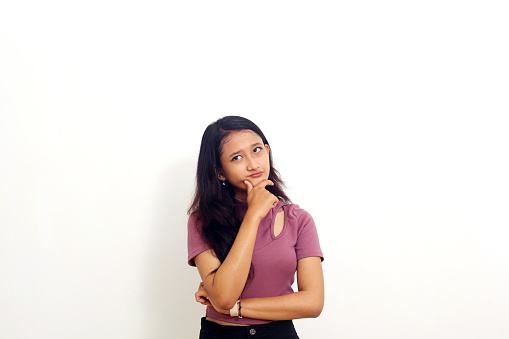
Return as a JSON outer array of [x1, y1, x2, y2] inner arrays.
[[291, 206, 324, 262], [187, 213, 211, 266]]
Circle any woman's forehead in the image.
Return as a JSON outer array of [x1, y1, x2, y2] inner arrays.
[[221, 130, 263, 152]]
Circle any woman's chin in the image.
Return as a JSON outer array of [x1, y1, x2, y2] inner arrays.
[[247, 176, 268, 186]]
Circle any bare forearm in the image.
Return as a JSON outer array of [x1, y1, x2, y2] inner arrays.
[[196, 179, 280, 310], [209, 212, 262, 308], [239, 291, 324, 321]]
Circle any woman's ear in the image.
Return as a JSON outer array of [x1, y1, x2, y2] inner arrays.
[[265, 144, 271, 153], [216, 168, 226, 181]]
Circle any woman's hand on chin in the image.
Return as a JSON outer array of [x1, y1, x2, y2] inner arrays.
[[244, 179, 279, 220]]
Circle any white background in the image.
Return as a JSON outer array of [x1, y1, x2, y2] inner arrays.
[[1, 1, 508, 338]]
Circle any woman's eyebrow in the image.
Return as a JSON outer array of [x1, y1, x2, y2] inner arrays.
[[228, 142, 263, 158]]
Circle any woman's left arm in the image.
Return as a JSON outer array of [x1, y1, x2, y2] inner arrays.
[[240, 256, 324, 320], [197, 256, 324, 320]]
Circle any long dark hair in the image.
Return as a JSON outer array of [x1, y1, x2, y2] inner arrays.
[[188, 116, 290, 271]]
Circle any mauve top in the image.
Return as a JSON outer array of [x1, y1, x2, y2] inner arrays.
[[187, 198, 324, 325]]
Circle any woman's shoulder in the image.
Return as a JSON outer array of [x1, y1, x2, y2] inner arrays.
[[187, 211, 204, 233], [282, 203, 314, 223]]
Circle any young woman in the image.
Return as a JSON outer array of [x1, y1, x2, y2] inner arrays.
[[187, 116, 324, 339]]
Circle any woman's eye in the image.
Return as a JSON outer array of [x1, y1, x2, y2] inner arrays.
[[232, 155, 242, 161], [253, 147, 262, 153]]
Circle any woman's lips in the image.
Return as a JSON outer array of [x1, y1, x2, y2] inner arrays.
[[250, 171, 263, 178]]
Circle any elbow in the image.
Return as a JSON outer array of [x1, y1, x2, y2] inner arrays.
[[215, 295, 238, 311], [307, 298, 324, 318], [309, 304, 323, 318], [217, 300, 236, 311], [207, 282, 241, 310]]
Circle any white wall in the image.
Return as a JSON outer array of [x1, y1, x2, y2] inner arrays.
[[1, 1, 508, 338]]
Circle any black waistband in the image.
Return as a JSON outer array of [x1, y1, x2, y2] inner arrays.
[[200, 317, 298, 338]]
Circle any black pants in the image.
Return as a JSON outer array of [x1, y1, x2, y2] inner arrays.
[[199, 317, 300, 339]]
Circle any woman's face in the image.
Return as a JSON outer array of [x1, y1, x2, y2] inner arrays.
[[218, 129, 271, 200]]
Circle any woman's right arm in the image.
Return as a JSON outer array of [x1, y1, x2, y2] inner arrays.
[[193, 179, 278, 310]]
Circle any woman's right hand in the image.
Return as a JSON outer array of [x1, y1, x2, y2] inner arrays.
[[244, 179, 279, 220], [195, 282, 230, 315]]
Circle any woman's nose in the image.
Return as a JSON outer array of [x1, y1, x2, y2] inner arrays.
[[246, 156, 260, 170]]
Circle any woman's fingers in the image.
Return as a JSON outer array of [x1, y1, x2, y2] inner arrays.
[[244, 180, 253, 193], [243, 178, 279, 219], [254, 180, 277, 206], [273, 199, 279, 207], [197, 296, 211, 306], [245, 179, 274, 192], [195, 282, 212, 306], [255, 179, 274, 188]]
